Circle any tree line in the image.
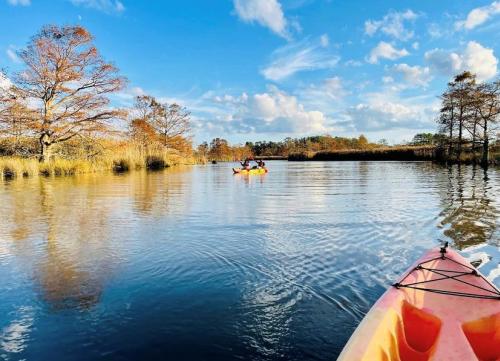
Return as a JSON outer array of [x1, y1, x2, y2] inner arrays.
[[0, 25, 192, 163], [196, 135, 383, 161]]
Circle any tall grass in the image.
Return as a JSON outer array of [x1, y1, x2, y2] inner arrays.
[[0, 146, 195, 180]]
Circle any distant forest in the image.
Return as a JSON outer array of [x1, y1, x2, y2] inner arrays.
[[196, 133, 443, 161]]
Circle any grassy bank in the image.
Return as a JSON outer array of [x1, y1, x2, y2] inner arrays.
[[0, 150, 195, 180], [288, 146, 437, 161], [0, 135, 198, 180]]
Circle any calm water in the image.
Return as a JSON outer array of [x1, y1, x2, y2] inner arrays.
[[0, 161, 499, 361]]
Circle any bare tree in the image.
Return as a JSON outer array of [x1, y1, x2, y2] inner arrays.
[[438, 72, 476, 160], [131, 95, 191, 150], [129, 95, 163, 151], [438, 71, 499, 166], [8, 25, 126, 162], [475, 80, 500, 165], [153, 103, 191, 149], [438, 92, 455, 157], [0, 75, 37, 154], [0, 71, 13, 134], [133, 95, 165, 125], [450, 72, 476, 160]]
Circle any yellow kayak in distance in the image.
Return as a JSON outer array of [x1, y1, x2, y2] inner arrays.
[[232, 168, 268, 175]]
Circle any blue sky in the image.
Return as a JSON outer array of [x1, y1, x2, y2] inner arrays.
[[1, 0, 499, 144]]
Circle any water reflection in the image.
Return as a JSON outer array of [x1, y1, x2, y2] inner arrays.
[[238, 174, 267, 186], [0, 170, 191, 312], [439, 165, 498, 249], [0, 306, 34, 355], [0, 162, 498, 361]]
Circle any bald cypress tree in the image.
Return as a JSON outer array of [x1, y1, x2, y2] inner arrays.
[[8, 25, 126, 162]]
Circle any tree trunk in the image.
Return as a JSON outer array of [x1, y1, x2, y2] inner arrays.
[[472, 120, 477, 163], [39, 133, 53, 163], [481, 122, 489, 168], [448, 124, 453, 159], [457, 117, 463, 161]]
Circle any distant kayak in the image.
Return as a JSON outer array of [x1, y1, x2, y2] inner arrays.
[[232, 168, 268, 175], [337, 244, 500, 361]]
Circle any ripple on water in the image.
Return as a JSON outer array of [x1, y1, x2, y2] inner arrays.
[[0, 162, 498, 361]]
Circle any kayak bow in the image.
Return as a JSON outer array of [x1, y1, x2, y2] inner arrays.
[[337, 244, 500, 361]]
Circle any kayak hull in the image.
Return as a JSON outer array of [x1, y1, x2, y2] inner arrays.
[[232, 168, 268, 175], [337, 247, 500, 361]]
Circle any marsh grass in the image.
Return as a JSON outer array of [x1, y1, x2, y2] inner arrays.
[[288, 146, 437, 161], [0, 147, 194, 180], [288, 145, 500, 165]]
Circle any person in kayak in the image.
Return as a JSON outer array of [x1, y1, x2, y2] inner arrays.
[[256, 159, 266, 168], [240, 159, 250, 170]]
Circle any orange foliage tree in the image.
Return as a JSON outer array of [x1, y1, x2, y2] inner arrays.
[[4, 25, 126, 162], [130, 95, 191, 154]]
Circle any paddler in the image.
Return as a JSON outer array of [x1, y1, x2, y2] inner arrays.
[[240, 159, 250, 170]]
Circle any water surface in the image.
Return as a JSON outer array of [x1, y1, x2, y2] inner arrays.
[[0, 161, 499, 360]]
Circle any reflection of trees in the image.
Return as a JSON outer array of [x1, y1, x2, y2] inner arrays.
[[130, 167, 192, 216], [1, 168, 193, 311], [35, 179, 106, 310], [439, 165, 498, 249]]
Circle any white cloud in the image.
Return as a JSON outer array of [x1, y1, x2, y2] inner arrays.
[[69, 0, 125, 13], [115, 86, 146, 103], [425, 41, 498, 82], [427, 23, 444, 39], [345, 59, 363, 67], [0, 72, 12, 90], [391, 64, 432, 88], [345, 91, 438, 132], [364, 21, 378, 37], [7, 0, 30, 6], [455, 1, 500, 30], [320, 34, 329, 47], [6, 45, 20, 63], [297, 76, 350, 113], [462, 41, 498, 81], [200, 86, 330, 134], [261, 37, 339, 81], [366, 41, 409, 64], [194, 85, 438, 141], [424, 49, 462, 75], [321, 77, 346, 97], [233, 0, 289, 39], [364, 10, 419, 41], [302, 77, 346, 100]]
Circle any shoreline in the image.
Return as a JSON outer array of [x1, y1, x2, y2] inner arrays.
[[2, 148, 498, 181], [287, 146, 499, 165], [0, 154, 196, 181]]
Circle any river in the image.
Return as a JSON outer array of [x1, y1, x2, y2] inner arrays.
[[0, 161, 498, 360]]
